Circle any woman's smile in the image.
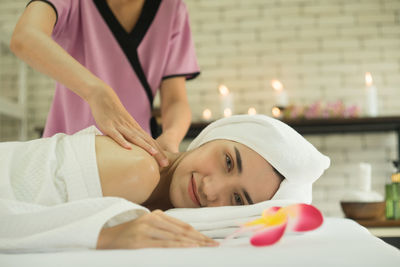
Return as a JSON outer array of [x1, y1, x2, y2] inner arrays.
[[188, 174, 201, 207]]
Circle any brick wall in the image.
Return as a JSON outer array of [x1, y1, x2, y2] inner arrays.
[[1, 0, 399, 216], [0, 0, 54, 140]]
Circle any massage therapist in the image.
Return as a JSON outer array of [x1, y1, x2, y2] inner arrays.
[[10, 0, 200, 166]]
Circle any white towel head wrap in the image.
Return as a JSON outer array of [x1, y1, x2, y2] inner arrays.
[[187, 114, 330, 204]]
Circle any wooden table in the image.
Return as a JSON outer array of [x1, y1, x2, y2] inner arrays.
[[356, 218, 400, 235], [355, 218, 400, 248]]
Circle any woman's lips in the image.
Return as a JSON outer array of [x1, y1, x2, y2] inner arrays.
[[188, 174, 201, 207]]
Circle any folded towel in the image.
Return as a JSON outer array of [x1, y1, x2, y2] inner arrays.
[[166, 199, 295, 223], [165, 199, 296, 239], [187, 114, 330, 203]]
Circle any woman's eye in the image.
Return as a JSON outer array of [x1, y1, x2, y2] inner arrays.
[[234, 193, 244, 205], [225, 154, 232, 171]]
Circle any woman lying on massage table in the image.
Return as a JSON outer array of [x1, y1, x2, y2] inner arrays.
[[0, 115, 329, 251], [96, 125, 284, 248]]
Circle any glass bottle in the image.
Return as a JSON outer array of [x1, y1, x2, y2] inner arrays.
[[393, 182, 400, 220], [385, 183, 394, 219]]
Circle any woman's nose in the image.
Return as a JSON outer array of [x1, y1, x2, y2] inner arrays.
[[200, 175, 229, 206], [201, 176, 218, 202]]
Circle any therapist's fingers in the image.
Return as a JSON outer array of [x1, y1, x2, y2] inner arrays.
[[88, 88, 168, 167], [118, 125, 169, 167], [107, 122, 169, 168], [101, 120, 168, 167], [106, 127, 132, 149], [156, 133, 179, 153]]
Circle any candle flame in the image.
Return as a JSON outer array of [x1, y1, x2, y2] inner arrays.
[[271, 107, 281, 117], [271, 80, 283, 91], [224, 108, 232, 117], [202, 108, 212, 120], [365, 72, 373, 87], [248, 107, 257, 115], [219, 84, 230, 96]]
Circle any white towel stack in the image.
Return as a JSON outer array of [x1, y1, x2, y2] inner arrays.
[[166, 199, 296, 238]]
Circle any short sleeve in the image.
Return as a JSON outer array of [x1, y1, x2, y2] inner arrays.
[[162, 1, 200, 81], [27, 0, 74, 37]]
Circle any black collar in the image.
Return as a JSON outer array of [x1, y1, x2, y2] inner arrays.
[[93, 0, 162, 106], [93, 0, 162, 47]]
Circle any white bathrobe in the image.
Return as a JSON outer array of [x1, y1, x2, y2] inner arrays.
[[0, 127, 148, 251]]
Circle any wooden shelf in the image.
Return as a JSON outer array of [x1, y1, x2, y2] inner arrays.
[[353, 218, 400, 238], [187, 116, 400, 137], [185, 116, 400, 156]]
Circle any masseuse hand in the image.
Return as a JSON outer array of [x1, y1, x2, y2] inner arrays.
[[156, 132, 180, 153], [88, 87, 169, 167], [97, 210, 219, 249]]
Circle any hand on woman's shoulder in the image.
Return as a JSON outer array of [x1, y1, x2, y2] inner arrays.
[[95, 136, 160, 204]]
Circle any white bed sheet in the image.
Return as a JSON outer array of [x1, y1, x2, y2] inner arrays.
[[0, 218, 399, 267]]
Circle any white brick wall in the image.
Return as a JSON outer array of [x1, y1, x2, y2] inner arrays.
[[1, 0, 400, 217]]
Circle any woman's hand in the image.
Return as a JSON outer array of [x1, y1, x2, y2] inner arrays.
[[156, 131, 180, 153], [88, 87, 169, 167], [97, 210, 219, 249]]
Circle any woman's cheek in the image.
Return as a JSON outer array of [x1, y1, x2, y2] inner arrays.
[[169, 168, 186, 208]]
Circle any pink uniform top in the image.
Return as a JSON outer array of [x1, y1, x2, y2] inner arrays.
[[30, 0, 200, 137]]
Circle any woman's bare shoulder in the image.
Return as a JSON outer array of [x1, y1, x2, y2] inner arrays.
[[95, 135, 160, 204]]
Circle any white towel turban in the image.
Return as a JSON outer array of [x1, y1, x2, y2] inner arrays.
[[187, 114, 330, 204]]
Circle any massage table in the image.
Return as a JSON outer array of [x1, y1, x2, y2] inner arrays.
[[1, 217, 399, 267]]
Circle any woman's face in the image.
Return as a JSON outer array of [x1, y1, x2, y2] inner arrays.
[[169, 140, 282, 208]]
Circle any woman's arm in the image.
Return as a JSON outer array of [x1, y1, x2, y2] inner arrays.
[[97, 210, 218, 249], [10, 1, 105, 104], [95, 136, 160, 205], [10, 1, 168, 165], [157, 77, 192, 153]]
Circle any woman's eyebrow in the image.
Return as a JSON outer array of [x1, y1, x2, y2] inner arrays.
[[234, 146, 254, 205], [234, 146, 242, 174]]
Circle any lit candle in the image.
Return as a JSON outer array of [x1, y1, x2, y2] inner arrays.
[[219, 84, 234, 117], [364, 72, 378, 117], [248, 107, 257, 115], [271, 80, 288, 108], [202, 108, 212, 121], [223, 108, 232, 117], [271, 106, 282, 118]]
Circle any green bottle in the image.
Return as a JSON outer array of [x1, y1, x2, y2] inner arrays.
[[389, 160, 400, 220], [393, 182, 400, 220], [385, 183, 394, 219]]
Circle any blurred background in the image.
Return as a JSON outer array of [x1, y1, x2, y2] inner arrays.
[[0, 0, 399, 217]]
